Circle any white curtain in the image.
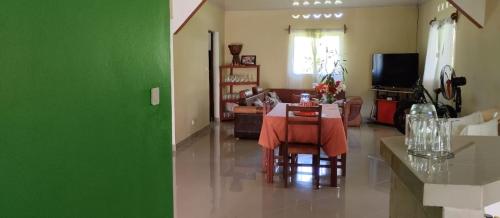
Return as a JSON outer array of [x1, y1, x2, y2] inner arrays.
[[423, 19, 456, 92], [287, 29, 343, 89]]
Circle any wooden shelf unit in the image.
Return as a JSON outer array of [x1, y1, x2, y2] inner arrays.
[[219, 64, 260, 121]]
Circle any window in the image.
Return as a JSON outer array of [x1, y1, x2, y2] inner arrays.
[[288, 30, 342, 77], [286, 29, 344, 88], [423, 18, 456, 92]]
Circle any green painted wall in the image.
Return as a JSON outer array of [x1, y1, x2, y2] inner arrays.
[[0, 0, 173, 217]]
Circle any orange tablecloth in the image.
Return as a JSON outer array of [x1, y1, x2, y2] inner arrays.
[[258, 103, 347, 157]]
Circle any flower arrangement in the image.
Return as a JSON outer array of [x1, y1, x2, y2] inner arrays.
[[311, 46, 348, 104], [315, 59, 347, 104], [315, 80, 346, 104]]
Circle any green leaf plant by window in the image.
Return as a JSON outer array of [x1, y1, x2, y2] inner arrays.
[[287, 29, 345, 89]]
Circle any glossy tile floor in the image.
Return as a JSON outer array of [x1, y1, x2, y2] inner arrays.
[[174, 122, 401, 218]]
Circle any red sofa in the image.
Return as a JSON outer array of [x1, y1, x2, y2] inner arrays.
[[233, 87, 363, 139], [234, 88, 318, 139]]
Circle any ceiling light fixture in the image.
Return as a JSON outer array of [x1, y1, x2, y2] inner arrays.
[[303, 1, 310, 6], [334, 12, 343, 18], [292, 1, 300, 6], [313, 14, 322, 19], [334, 0, 343, 5], [292, 14, 301, 19], [324, 0, 332, 4], [324, 13, 333, 18], [314, 0, 322, 5], [302, 14, 311, 19]]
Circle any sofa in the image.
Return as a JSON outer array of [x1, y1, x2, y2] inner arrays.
[[233, 88, 362, 139], [480, 108, 500, 136], [346, 97, 363, 127], [234, 88, 318, 139]]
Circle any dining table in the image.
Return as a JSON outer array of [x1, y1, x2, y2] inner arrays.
[[258, 103, 348, 183]]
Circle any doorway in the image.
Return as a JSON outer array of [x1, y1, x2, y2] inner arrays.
[[208, 31, 215, 122]]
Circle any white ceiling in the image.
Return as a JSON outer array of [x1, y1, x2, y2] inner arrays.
[[211, 0, 422, 11]]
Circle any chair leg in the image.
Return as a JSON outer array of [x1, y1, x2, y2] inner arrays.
[[330, 156, 338, 187], [341, 154, 347, 177], [261, 148, 267, 173], [290, 154, 298, 175], [314, 154, 320, 190], [266, 149, 274, 184], [283, 148, 288, 188]]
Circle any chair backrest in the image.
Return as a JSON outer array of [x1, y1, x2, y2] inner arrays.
[[285, 104, 322, 146]]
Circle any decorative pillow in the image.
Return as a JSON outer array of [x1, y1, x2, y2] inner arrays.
[[460, 118, 499, 136], [265, 96, 279, 108], [449, 112, 484, 136], [242, 89, 253, 98], [252, 87, 264, 95], [267, 92, 282, 103], [253, 98, 264, 107]]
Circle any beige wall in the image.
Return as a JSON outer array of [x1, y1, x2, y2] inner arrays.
[[225, 6, 419, 117], [418, 0, 500, 114], [173, 2, 224, 144]]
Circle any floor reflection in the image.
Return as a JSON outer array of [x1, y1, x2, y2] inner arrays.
[[174, 122, 401, 218]]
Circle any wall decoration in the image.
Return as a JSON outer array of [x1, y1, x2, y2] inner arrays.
[[241, 55, 257, 65]]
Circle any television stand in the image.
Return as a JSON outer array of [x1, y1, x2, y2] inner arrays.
[[371, 88, 415, 125]]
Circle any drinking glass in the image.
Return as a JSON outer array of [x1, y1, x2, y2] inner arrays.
[[410, 103, 438, 118], [430, 118, 452, 159], [407, 114, 434, 157], [300, 93, 311, 104], [405, 114, 416, 150]]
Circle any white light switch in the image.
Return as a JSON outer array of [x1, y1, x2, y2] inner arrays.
[[151, 87, 160, 106]]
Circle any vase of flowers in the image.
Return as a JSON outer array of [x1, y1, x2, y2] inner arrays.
[[314, 52, 348, 103], [315, 80, 346, 104]]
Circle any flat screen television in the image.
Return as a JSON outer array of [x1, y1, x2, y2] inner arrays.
[[372, 53, 419, 89]]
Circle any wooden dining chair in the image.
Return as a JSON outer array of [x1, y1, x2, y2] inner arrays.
[[261, 101, 273, 174], [261, 101, 288, 185], [283, 104, 322, 189], [338, 100, 350, 177], [316, 101, 349, 188]]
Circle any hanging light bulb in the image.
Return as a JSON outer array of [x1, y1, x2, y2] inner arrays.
[[292, 14, 301, 19], [334, 12, 343, 18], [314, 0, 322, 5], [324, 0, 332, 4], [334, 0, 343, 5], [303, 1, 310, 6], [302, 14, 311, 19], [292, 1, 300, 6], [313, 14, 322, 19], [324, 13, 333, 18]]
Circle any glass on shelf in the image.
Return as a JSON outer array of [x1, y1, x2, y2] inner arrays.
[[406, 104, 454, 159], [410, 103, 437, 118], [406, 103, 438, 157], [430, 118, 452, 159], [406, 114, 434, 157]]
